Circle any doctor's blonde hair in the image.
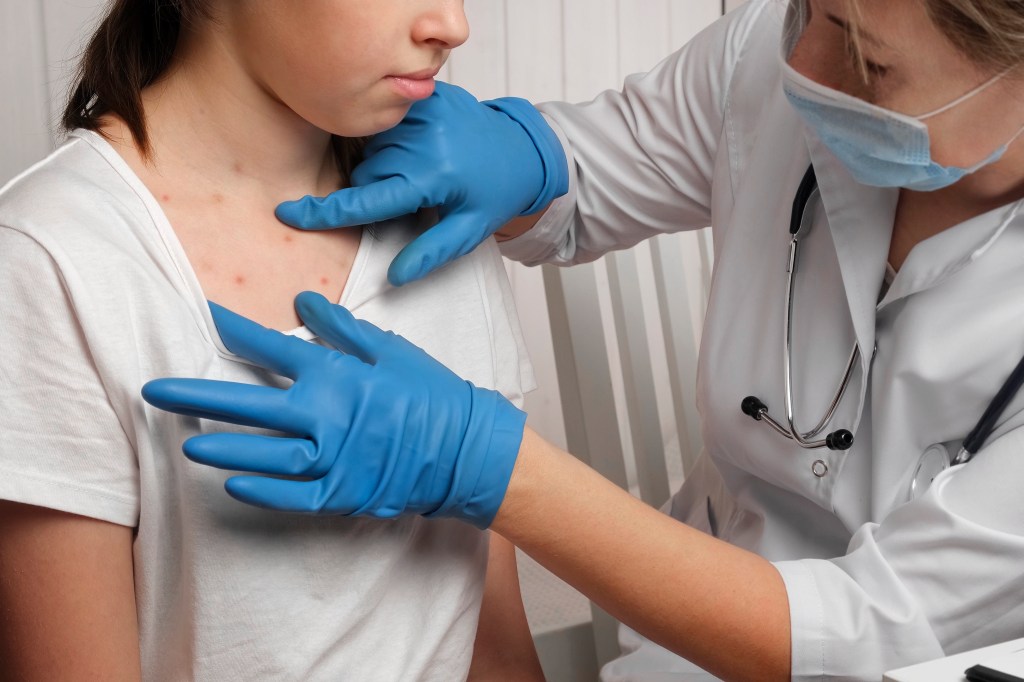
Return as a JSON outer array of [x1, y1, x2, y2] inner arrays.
[[845, 0, 1024, 76]]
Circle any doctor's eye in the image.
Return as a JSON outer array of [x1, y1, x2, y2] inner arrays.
[[862, 58, 889, 78], [843, 40, 888, 80]]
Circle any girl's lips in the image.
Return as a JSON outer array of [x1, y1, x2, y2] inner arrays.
[[387, 75, 436, 101]]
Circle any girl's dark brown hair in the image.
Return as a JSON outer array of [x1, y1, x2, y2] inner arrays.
[[62, 0, 364, 172], [62, 0, 208, 157]]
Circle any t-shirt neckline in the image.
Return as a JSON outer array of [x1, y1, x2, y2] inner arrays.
[[70, 128, 373, 361]]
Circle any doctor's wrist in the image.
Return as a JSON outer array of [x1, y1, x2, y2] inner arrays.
[[482, 96, 570, 215]]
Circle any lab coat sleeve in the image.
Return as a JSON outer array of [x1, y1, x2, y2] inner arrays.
[[774, 426, 1024, 681], [499, 0, 775, 267]]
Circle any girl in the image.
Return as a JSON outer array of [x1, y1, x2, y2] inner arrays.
[[143, 0, 1024, 679], [0, 1, 543, 680]]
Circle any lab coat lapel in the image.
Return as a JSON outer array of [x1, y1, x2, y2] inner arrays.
[[805, 135, 898, 370]]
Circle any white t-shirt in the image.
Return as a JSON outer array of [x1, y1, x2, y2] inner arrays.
[[0, 129, 535, 681]]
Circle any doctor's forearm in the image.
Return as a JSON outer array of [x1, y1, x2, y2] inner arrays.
[[492, 429, 792, 682]]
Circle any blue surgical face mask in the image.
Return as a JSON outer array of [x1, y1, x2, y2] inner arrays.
[[780, 4, 1021, 192]]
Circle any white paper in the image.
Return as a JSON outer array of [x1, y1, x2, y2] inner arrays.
[[977, 648, 1024, 678]]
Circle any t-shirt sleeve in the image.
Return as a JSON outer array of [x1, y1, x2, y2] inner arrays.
[[0, 226, 139, 526]]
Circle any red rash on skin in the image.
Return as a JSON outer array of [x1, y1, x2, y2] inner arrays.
[[212, 193, 225, 203], [320, 277, 330, 285], [283, 235, 294, 243], [234, 275, 246, 285], [161, 194, 171, 202]]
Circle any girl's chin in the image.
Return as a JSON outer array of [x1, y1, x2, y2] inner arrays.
[[308, 102, 410, 138]]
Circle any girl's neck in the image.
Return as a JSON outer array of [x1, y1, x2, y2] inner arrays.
[[121, 22, 344, 201], [95, 21, 362, 333]]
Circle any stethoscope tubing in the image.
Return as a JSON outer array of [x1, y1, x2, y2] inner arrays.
[[744, 162, 1024, 468], [742, 165, 856, 451], [783, 208, 860, 445], [954, 350, 1024, 464]]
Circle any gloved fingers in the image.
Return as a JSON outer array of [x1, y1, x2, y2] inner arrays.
[[387, 213, 496, 287], [209, 302, 324, 380], [183, 433, 327, 478], [275, 176, 424, 231], [225, 475, 357, 514], [142, 378, 300, 433], [294, 291, 392, 364], [348, 143, 415, 186]]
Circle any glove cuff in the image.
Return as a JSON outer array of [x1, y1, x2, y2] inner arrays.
[[483, 97, 570, 216], [427, 385, 526, 529]]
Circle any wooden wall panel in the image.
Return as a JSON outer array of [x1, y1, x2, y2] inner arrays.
[[448, 0, 509, 99], [562, 0, 619, 103], [672, 0, 726, 48], [505, 0, 564, 102], [618, 0, 673, 79]]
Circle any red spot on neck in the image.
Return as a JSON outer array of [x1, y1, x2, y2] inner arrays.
[[161, 194, 171, 202], [320, 277, 330, 286], [234, 275, 246, 285]]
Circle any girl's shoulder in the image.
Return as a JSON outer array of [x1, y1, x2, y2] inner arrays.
[[0, 130, 154, 251]]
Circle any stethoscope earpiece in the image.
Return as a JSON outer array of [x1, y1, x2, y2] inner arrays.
[[825, 429, 854, 451], [741, 396, 768, 420]]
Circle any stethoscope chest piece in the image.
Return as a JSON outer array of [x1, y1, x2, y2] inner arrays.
[[908, 443, 952, 501]]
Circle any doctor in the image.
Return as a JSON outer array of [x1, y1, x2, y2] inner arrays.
[[144, 0, 1024, 679]]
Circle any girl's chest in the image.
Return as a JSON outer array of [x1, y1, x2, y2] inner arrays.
[[164, 200, 363, 331]]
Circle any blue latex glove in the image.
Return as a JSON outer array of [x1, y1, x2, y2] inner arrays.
[[275, 82, 569, 287], [141, 293, 527, 529]]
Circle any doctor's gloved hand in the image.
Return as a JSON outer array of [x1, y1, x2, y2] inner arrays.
[[275, 82, 569, 287], [141, 293, 527, 529]]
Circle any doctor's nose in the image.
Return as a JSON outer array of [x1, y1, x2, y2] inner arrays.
[[414, 1, 470, 51]]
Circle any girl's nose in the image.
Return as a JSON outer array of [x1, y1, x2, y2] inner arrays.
[[414, 1, 470, 50]]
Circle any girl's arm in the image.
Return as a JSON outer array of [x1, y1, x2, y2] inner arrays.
[[468, 533, 546, 681], [0, 501, 141, 682], [493, 429, 792, 682]]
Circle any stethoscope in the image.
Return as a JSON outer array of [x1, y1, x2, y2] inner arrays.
[[740, 164, 1024, 496]]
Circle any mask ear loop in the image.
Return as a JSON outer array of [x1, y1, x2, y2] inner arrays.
[[916, 69, 1012, 120], [917, 67, 1024, 165], [1002, 123, 1024, 152]]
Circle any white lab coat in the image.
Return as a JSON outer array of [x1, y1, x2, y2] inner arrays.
[[500, 0, 1024, 679]]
